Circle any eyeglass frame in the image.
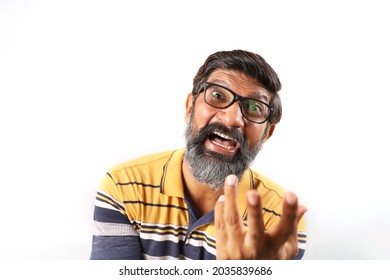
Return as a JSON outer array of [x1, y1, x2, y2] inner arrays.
[[198, 82, 274, 124]]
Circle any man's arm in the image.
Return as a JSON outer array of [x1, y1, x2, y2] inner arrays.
[[90, 174, 142, 260]]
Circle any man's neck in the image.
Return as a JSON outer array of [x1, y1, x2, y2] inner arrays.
[[182, 160, 223, 217]]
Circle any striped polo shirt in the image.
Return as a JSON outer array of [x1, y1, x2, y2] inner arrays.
[[90, 148, 307, 260]]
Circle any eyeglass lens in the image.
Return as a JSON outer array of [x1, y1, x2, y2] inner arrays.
[[204, 84, 270, 123]]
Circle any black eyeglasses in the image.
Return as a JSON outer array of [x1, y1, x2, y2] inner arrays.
[[199, 82, 274, 124]]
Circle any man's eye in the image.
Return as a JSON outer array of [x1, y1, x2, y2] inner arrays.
[[211, 91, 226, 100], [245, 100, 263, 113]]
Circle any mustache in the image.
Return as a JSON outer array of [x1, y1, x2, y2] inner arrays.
[[188, 122, 246, 148]]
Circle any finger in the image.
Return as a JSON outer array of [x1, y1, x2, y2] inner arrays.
[[247, 190, 264, 244], [265, 194, 307, 259], [214, 195, 227, 259], [271, 192, 299, 246], [244, 190, 265, 257], [284, 205, 307, 258], [297, 205, 308, 223], [223, 175, 244, 236]]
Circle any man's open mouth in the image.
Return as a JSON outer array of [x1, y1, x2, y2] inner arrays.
[[207, 131, 241, 153]]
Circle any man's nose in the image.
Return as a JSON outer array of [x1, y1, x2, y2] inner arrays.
[[218, 101, 244, 128]]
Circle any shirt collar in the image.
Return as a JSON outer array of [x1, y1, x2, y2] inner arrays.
[[160, 148, 186, 198]]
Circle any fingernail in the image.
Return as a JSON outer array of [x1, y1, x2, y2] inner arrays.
[[285, 192, 297, 205], [218, 195, 225, 202], [226, 174, 236, 185], [247, 192, 259, 206]]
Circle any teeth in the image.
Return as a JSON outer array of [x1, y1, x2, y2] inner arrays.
[[212, 140, 235, 150], [213, 131, 236, 142]]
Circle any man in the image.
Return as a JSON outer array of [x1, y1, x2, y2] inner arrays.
[[90, 49, 307, 260]]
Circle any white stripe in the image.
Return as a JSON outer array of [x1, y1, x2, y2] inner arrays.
[[95, 199, 121, 212], [140, 232, 185, 243], [137, 221, 188, 243], [186, 237, 216, 255], [140, 230, 216, 256], [93, 221, 139, 236], [143, 253, 190, 260], [298, 242, 306, 250], [140, 221, 188, 231]]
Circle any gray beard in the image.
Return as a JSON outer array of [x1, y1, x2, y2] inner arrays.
[[184, 117, 262, 190]]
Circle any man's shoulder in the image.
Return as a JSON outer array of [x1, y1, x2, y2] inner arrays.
[[108, 150, 178, 174], [102, 148, 185, 188]]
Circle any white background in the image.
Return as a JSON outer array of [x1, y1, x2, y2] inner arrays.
[[1, 0, 389, 260]]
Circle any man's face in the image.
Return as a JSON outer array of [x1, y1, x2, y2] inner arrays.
[[184, 69, 275, 189]]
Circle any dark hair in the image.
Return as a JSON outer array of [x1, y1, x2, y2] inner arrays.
[[192, 50, 282, 124]]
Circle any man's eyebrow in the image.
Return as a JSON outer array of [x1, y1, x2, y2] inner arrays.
[[209, 79, 270, 102], [208, 79, 229, 88], [251, 91, 270, 102]]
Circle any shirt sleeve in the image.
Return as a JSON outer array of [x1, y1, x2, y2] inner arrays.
[[90, 173, 142, 260]]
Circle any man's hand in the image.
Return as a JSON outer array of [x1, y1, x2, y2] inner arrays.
[[214, 174, 307, 260]]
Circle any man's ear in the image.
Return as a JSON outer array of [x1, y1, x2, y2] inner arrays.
[[266, 124, 276, 140], [258, 124, 276, 151], [185, 93, 194, 124], [261, 124, 276, 145]]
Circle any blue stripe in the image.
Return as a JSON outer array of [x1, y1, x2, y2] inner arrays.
[[142, 239, 215, 260], [123, 200, 188, 211], [293, 248, 305, 260], [117, 181, 161, 188], [93, 206, 131, 224], [96, 191, 125, 212], [141, 224, 188, 233], [263, 207, 281, 217], [90, 235, 141, 260], [106, 172, 161, 188]]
